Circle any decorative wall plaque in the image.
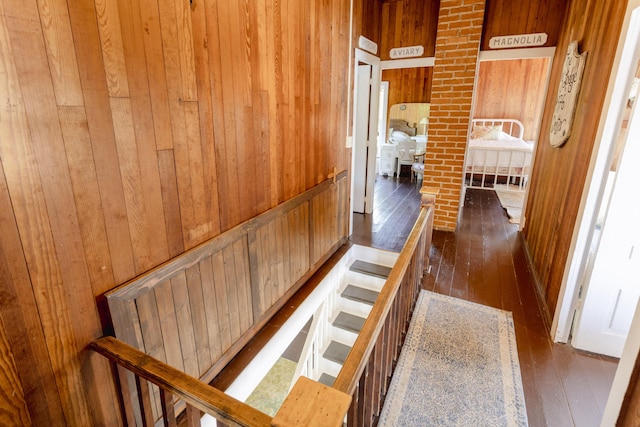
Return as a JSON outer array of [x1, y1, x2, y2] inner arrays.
[[550, 41, 587, 148]]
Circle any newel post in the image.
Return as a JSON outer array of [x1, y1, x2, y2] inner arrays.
[[420, 186, 439, 274]]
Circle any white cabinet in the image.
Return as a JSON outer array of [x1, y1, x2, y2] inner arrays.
[[378, 144, 396, 176]]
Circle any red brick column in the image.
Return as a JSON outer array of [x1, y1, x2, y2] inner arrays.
[[423, 0, 486, 230]]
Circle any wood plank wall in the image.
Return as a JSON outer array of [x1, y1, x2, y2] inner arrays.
[[481, 0, 568, 49], [107, 175, 348, 422], [379, 0, 440, 60], [0, 0, 352, 425], [473, 58, 550, 141], [522, 0, 627, 318], [382, 67, 434, 106]]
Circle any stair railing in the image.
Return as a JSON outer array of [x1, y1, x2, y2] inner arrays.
[[332, 188, 437, 426], [90, 188, 437, 427]]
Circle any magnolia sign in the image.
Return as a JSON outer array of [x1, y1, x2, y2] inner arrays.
[[489, 33, 548, 49], [390, 45, 424, 59]]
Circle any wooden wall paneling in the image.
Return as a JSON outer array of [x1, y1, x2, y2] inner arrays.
[[36, 0, 84, 106], [58, 106, 115, 296], [222, 245, 242, 342], [382, 67, 433, 117], [523, 0, 626, 316], [208, 1, 242, 231], [279, 212, 293, 303], [110, 97, 156, 272], [191, 0, 222, 238], [480, 0, 568, 50], [199, 257, 223, 362], [380, 0, 439, 60], [3, 0, 120, 424], [175, 0, 197, 101], [0, 316, 31, 426], [473, 58, 549, 140], [264, 0, 284, 207], [185, 263, 211, 375], [157, 150, 185, 257], [270, 216, 285, 305], [234, 238, 254, 335], [94, 0, 130, 97], [116, 0, 171, 266], [183, 101, 210, 245], [0, 166, 63, 425], [154, 279, 185, 371], [170, 272, 199, 377], [67, 0, 136, 284], [137, 0, 174, 151], [212, 250, 234, 353]]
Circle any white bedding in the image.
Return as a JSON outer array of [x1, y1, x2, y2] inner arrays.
[[465, 120, 533, 190]]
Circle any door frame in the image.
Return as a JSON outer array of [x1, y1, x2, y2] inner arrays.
[[553, 0, 640, 344], [349, 48, 381, 225]]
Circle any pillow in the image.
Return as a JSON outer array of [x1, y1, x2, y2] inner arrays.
[[475, 125, 504, 140], [390, 130, 411, 143], [471, 125, 503, 140], [470, 125, 490, 139]]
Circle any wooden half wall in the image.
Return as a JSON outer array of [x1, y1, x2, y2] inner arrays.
[[106, 173, 348, 419]]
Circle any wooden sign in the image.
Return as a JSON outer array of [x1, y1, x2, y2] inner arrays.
[[550, 41, 587, 148], [358, 36, 378, 55], [390, 45, 424, 59], [489, 33, 548, 49]]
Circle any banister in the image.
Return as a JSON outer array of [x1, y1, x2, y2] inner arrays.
[[90, 336, 273, 427], [332, 205, 431, 395]]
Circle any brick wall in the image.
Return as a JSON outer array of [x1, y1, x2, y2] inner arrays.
[[423, 0, 486, 231]]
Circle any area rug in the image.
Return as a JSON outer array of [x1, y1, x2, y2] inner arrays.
[[378, 291, 528, 426], [494, 184, 525, 224]]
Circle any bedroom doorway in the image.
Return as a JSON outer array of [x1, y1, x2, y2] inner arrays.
[[471, 49, 555, 228]]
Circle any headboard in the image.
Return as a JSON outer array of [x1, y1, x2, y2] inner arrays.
[[471, 118, 524, 140], [389, 119, 417, 136]]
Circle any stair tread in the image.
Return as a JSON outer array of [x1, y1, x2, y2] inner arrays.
[[318, 373, 336, 387], [349, 260, 392, 279], [341, 285, 379, 306], [323, 341, 351, 365], [333, 311, 366, 333]]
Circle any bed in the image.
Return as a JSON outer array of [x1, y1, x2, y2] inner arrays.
[[464, 118, 534, 191]]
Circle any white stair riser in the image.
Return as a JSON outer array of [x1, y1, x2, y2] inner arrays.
[[342, 271, 386, 292], [329, 326, 358, 346]]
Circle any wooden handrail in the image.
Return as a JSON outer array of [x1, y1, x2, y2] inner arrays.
[[91, 336, 272, 427], [92, 197, 436, 427], [333, 205, 431, 395]]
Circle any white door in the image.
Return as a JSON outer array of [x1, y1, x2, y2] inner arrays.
[[352, 64, 373, 214], [571, 87, 640, 358]]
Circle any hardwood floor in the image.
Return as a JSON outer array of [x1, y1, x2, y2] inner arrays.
[[351, 177, 618, 427]]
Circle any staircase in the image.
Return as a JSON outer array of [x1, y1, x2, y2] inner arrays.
[[315, 260, 391, 386]]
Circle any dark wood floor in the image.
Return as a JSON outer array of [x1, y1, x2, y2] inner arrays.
[[351, 176, 618, 427]]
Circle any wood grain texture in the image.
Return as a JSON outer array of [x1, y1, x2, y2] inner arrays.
[[481, 0, 569, 50], [522, 0, 627, 319], [106, 176, 347, 420], [380, 0, 439, 60], [473, 58, 550, 141], [0, 317, 31, 426]]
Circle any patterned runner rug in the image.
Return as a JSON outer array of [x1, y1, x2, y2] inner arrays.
[[379, 291, 528, 426]]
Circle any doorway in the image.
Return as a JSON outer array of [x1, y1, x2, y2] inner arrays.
[[566, 23, 640, 359], [554, 1, 640, 360], [350, 49, 381, 216]]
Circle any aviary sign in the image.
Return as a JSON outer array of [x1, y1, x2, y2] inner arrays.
[[389, 45, 424, 59]]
